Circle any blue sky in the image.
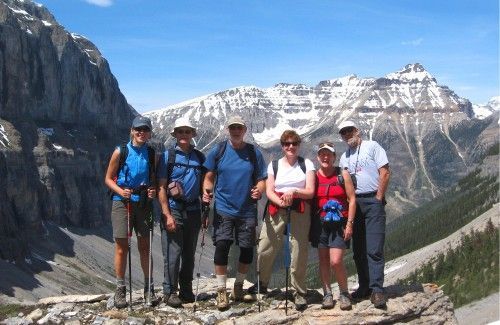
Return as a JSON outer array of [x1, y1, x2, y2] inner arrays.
[[39, 0, 498, 113]]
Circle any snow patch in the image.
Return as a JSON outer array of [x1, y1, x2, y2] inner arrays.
[[52, 144, 63, 150], [0, 123, 11, 147], [41, 20, 52, 26]]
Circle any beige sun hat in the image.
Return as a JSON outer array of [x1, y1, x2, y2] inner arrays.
[[170, 117, 197, 137]]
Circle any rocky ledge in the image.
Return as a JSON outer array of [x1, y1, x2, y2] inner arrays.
[[1, 280, 457, 324]]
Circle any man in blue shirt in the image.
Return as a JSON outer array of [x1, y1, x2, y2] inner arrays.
[[202, 115, 267, 310], [157, 118, 206, 307], [338, 120, 390, 309]]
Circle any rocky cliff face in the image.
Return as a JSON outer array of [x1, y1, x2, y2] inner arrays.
[[146, 63, 498, 217], [0, 0, 136, 260]]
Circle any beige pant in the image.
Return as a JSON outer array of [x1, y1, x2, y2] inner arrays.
[[257, 204, 310, 295]]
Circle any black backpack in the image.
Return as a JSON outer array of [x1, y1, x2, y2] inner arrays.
[[108, 144, 156, 199], [166, 146, 205, 183]]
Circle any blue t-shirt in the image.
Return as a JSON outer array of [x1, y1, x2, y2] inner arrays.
[[113, 141, 151, 202], [339, 140, 389, 194], [203, 142, 267, 218], [157, 146, 205, 211]]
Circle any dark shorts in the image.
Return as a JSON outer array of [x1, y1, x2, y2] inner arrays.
[[111, 200, 152, 239], [212, 213, 256, 248], [317, 220, 350, 249]]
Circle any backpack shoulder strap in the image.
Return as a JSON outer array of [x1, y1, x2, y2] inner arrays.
[[167, 147, 176, 183], [193, 148, 206, 165], [147, 145, 156, 187], [272, 159, 279, 177], [298, 156, 306, 174], [336, 166, 345, 186], [246, 143, 258, 185], [214, 140, 228, 170]]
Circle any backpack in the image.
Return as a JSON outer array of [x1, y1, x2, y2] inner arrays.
[[214, 140, 258, 184], [271, 156, 306, 176], [108, 143, 156, 199], [166, 146, 205, 183]]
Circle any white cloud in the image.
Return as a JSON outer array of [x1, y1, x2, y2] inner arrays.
[[401, 38, 423, 46], [84, 0, 113, 7]]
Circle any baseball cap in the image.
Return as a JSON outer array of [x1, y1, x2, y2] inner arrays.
[[226, 115, 246, 127], [338, 120, 357, 133], [132, 116, 152, 130]]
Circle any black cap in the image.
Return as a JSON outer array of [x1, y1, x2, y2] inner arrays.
[[132, 116, 152, 130]]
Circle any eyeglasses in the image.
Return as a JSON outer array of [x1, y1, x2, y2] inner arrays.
[[339, 127, 355, 135], [176, 128, 192, 135], [228, 124, 244, 130], [281, 141, 300, 147], [133, 127, 151, 133]]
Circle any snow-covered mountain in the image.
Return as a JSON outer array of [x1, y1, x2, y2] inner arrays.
[[146, 63, 498, 216], [472, 96, 500, 120]]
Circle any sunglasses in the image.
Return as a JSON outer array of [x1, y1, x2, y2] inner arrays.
[[133, 127, 151, 133], [339, 127, 355, 135], [176, 128, 192, 135], [281, 141, 300, 147], [228, 124, 244, 130]]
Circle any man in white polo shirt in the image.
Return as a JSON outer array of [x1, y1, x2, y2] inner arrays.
[[338, 121, 390, 308]]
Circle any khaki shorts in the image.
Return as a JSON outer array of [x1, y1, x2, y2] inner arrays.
[[111, 200, 153, 239]]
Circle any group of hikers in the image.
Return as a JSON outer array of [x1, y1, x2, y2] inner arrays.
[[104, 114, 390, 312]]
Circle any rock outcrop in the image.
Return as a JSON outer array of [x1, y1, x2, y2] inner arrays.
[[0, 281, 457, 324], [0, 0, 136, 260]]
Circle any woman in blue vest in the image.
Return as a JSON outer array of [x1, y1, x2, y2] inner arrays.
[[104, 116, 157, 309]]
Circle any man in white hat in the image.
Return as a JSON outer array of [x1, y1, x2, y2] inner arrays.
[[157, 117, 206, 307], [337, 121, 390, 308], [202, 115, 267, 310]]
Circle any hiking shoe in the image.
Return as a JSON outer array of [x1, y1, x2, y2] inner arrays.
[[144, 284, 160, 306], [231, 282, 244, 301], [216, 288, 229, 310], [114, 285, 127, 309], [294, 292, 307, 311], [351, 287, 372, 301], [179, 291, 195, 303], [338, 291, 352, 310], [370, 292, 387, 309], [321, 293, 334, 309], [163, 293, 183, 308], [247, 282, 268, 295]]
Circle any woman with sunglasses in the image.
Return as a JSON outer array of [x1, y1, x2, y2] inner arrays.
[[251, 130, 315, 311], [105, 115, 157, 309], [157, 117, 206, 307], [311, 142, 356, 310]]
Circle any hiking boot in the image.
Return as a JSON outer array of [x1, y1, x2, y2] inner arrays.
[[370, 292, 387, 309], [179, 291, 195, 303], [144, 284, 160, 306], [247, 282, 268, 295], [338, 291, 352, 310], [231, 282, 244, 301], [351, 287, 372, 301], [216, 288, 229, 310], [321, 293, 334, 309], [294, 292, 307, 311], [114, 285, 127, 309], [163, 293, 183, 308]]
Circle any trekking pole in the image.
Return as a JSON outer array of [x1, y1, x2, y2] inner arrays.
[[146, 200, 153, 307], [284, 206, 292, 315], [256, 246, 261, 312], [127, 199, 133, 312], [194, 195, 211, 312]]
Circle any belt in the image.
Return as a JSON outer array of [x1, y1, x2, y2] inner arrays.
[[356, 191, 377, 198]]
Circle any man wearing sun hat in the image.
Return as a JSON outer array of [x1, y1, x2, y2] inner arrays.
[[337, 120, 390, 309], [202, 115, 267, 310], [157, 117, 206, 307]]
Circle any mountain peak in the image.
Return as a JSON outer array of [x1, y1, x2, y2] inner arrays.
[[386, 63, 436, 82]]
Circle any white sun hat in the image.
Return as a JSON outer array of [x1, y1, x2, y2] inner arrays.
[[170, 117, 197, 137]]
